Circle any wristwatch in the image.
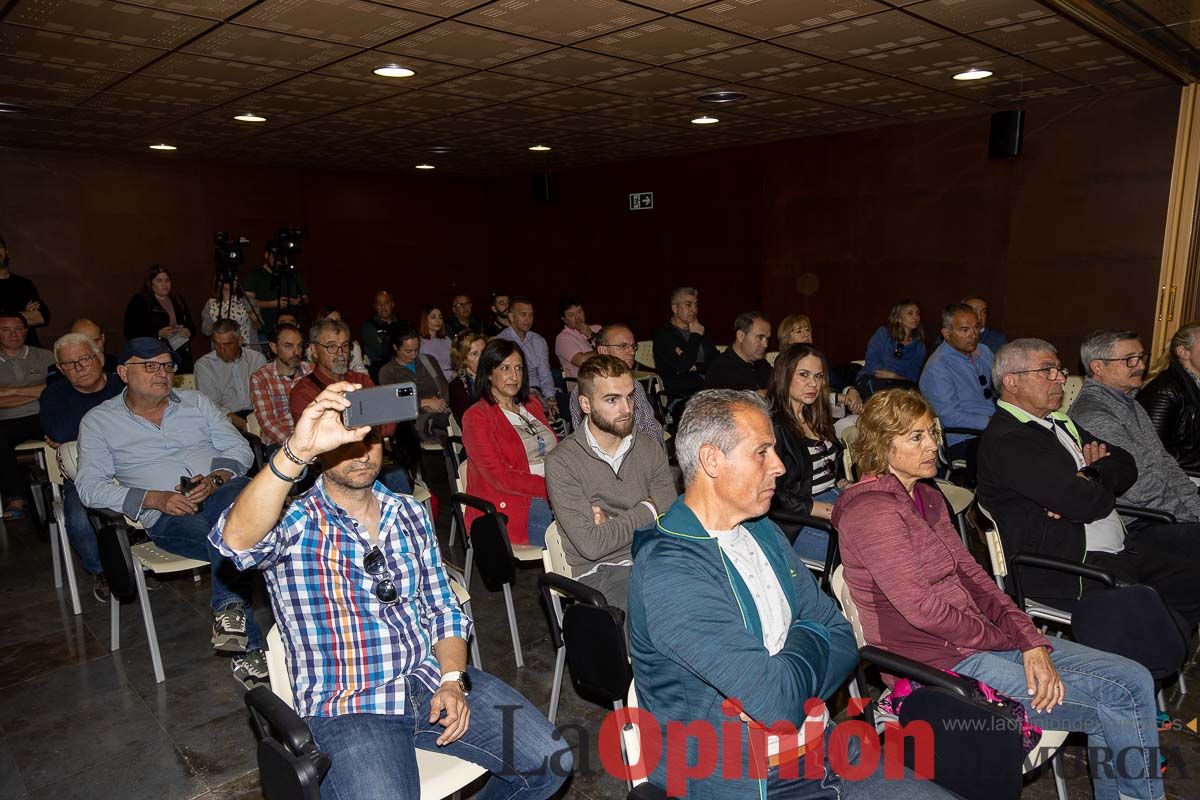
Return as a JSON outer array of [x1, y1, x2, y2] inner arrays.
[[210, 473, 226, 487], [440, 670, 471, 695]]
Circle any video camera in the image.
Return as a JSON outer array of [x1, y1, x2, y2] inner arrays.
[[265, 226, 308, 270], [214, 232, 249, 284]]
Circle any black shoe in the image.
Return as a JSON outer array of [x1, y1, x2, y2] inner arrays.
[[212, 606, 249, 653], [92, 574, 110, 604], [231, 648, 269, 689]]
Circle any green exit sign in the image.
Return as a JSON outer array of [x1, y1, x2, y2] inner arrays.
[[629, 192, 654, 210]]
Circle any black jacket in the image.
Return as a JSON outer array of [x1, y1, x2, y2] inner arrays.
[[768, 413, 839, 541], [122, 292, 195, 369], [651, 322, 714, 399], [976, 407, 1136, 603], [1137, 362, 1200, 474]]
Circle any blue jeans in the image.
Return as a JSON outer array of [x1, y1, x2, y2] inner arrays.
[[63, 480, 102, 576], [792, 488, 841, 564], [953, 637, 1163, 800], [527, 498, 552, 548], [148, 477, 262, 650], [307, 667, 570, 800]]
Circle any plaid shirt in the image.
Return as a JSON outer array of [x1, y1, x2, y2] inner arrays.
[[210, 478, 472, 719], [250, 361, 313, 445]]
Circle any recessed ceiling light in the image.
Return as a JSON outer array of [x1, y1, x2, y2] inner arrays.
[[529, 144, 551, 152], [0, 103, 30, 114], [953, 68, 993, 81], [698, 91, 746, 104], [429, 146, 453, 154], [233, 113, 267, 123], [149, 143, 177, 151], [691, 115, 719, 125], [415, 163, 435, 170], [374, 64, 415, 78]]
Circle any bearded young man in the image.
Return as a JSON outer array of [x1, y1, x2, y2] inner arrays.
[[545, 355, 676, 610]]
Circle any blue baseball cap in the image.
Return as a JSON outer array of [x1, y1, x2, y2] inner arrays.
[[118, 337, 180, 366]]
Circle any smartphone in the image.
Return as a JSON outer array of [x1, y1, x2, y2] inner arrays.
[[342, 383, 420, 429]]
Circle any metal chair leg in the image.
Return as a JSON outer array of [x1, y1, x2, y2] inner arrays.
[[53, 504, 81, 615], [135, 565, 165, 683], [954, 513, 968, 546], [49, 511, 63, 589], [110, 589, 121, 650], [1052, 752, 1069, 800], [548, 646, 566, 723], [462, 599, 482, 670], [463, 546, 474, 591], [448, 516, 458, 549], [501, 582, 524, 669]]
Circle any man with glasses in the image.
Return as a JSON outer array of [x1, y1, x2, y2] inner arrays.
[[40, 331, 123, 601], [0, 311, 55, 519], [919, 302, 997, 484], [446, 294, 482, 337], [1071, 329, 1200, 522], [47, 319, 117, 383], [978, 338, 1200, 625], [568, 323, 664, 442], [289, 318, 410, 493], [76, 338, 267, 685], [210, 382, 571, 800]]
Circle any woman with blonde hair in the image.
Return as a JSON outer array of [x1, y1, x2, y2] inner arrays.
[[1139, 321, 1200, 474], [448, 330, 486, 425], [833, 388, 1164, 800], [776, 314, 813, 348], [778, 314, 863, 414], [858, 299, 925, 398]]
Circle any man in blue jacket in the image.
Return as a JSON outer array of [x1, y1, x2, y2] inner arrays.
[[628, 389, 952, 800]]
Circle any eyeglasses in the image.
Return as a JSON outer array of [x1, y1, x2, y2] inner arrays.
[[453, 301, 471, 309], [601, 342, 635, 351], [1096, 353, 1148, 368], [520, 416, 548, 457], [978, 374, 994, 400], [1011, 366, 1070, 381], [363, 546, 398, 605], [57, 354, 98, 372], [129, 360, 179, 373], [314, 341, 351, 354], [893, 342, 905, 360]]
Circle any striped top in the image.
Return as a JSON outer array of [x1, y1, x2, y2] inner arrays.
[[807, 437, 838, 495], [210, 478, 472, 718]]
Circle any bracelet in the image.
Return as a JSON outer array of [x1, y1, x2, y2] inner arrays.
[[281, 438, 316, 466], [268, 453, 308, 484]]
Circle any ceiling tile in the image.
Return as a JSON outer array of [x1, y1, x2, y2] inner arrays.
[[404, 115, 511, 137], [106, 73, 254, 104], [494, 48, 646, 84], [971, 15, 1095, 55], [379, 88, 496, 114], [585, 66, 713, 97], [150, 115, 263, 147], [844, 36, 1006, 77], [80, 90, 208, 117], [795, 73, 930, 107], [5, 0, 215, 48], [578, 16, 754, 64], [0, 24, 165, 72], [905, 0, 1051, 34], [936, 68, 1082, 103], [519, 85, 632, 112], [592, 97, 700, 121], [1062, 61, 1172, 91], [672, 42, 819, 81], [741, 60, 881, 95], [903, 53, 1042, 92], [369, 0, 492, 16], [1020, 37, 1142, 73], [141, 53, 298, 89], [818, 106, 892, 128], [450, 102, 567, 125], [265, 72, 408, 102], [0, 82, 96, 109], [329, 98, 442, 126], [116, 0, 258, 20], [535, 111, 639, 130], [184, 25, 359, 69], [429, 71, 560, 100], [681, 0, 887, 39], [627, 0, 721, 9], [233, 0, 439, 47], [208, 89, 348, 122], [379, 20, 555, 67], [0, 55, 126, 93], [316, 51, 473, 88], [458, 0, 661, 45], [775, 9, 952, 60], [733, 92, 851, 122]]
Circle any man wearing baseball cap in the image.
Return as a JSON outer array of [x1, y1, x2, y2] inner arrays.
[[75, 337, 265, 687]]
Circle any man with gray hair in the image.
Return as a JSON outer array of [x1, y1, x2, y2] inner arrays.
[[195, 318, 267, 433], [627, 389, 949, 799], [1071, 329, 1200, 522], [978, 338, 1200, 624], [40, 330, 124, 601], [652, 286, 715, 402]]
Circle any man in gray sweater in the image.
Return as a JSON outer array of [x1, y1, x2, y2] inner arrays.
[[1072, 329, 1200, 522], [546, 355, 677, 610]]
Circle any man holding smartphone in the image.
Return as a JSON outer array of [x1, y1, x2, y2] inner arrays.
[[211, 383, 571, 799]]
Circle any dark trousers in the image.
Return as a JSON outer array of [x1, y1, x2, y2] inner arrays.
[[0, 414, 42, 500], [1086, 521, 1200, 626], [946, 438, 979, 486]]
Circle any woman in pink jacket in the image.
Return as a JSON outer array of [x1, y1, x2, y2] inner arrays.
[[462, 338, 558, 546], [832, 388, 1162, 800]]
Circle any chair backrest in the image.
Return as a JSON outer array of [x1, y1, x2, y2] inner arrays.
[[561, 594, 631, 703], [976, 504, 1009, 584], [622, 678, 647, 788], [173, 373, 196, 390], [765, 351, 778, 366], [246, 412, 263, 438], [542, 521, 574, 579], [838, 424, 858, 481], [265, 624, 296, 709], [933, 478, 974, 517], [57, 440, 79, 482], [1061, 375, 1084, 411], [829, 566, 867, 648], [448, 415, 463, 438], [635, 340, 655, 371], [457, 459, 468, 494], [458, 495, 517, 589]]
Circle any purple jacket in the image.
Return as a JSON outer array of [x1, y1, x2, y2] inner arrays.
[[831, 474, 1049, 671]]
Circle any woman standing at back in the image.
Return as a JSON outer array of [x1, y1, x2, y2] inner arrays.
[[123, 265, 195, 371]]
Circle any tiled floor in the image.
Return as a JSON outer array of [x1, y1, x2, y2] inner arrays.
[[3, 460, 1200, 799]]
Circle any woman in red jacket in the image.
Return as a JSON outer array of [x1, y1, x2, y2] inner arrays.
[[462, 339, 558, 546], [832, 389, 1162, 800]]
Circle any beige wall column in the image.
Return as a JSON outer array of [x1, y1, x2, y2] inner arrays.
[[1153, 84, 1200, 356]]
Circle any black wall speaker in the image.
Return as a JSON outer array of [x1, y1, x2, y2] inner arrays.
[[531, 171, 557, 203], [988, 110, 1024, 159]]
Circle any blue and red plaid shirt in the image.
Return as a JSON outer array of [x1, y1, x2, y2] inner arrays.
[[210, 478, 472, 719]]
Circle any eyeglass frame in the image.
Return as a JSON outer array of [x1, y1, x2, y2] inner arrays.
[[1010, 366, 1070, 381], [1094, 352, 1148, 369], [312, 340, 351, 354], [126, 360, 180, 373], [363, 545, 399, 605], [977, 373, 994, 400], [57, 354, 100, 372]]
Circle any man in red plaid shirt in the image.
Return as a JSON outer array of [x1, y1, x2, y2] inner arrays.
[[249, 323, 311, 447]]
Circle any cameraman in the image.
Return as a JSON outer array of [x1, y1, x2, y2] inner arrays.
[[243, 244, 308, 333]]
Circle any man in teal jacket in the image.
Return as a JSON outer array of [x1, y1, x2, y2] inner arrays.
[[628, 390, 951, 800]]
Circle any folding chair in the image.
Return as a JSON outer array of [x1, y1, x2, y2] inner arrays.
[[172, 373, 196, 390], [540, 522, 575, 722], [934, 478, 975, 546], [444, 435, 466, 549], [250, 624, 487, 800], [634, 341, 655, 371], [831, 566, 1070, 800], [44, 441, 82, 614]]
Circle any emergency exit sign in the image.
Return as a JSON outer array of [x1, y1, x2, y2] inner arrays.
[[629, 192, 654, 210]]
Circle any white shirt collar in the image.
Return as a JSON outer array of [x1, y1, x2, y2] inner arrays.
[[583, 416, 634, 471]]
